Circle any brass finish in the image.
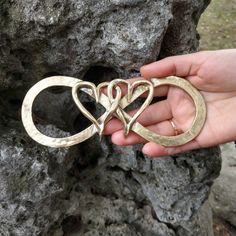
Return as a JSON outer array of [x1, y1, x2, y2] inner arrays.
[[21, 76, 206, 148], [72, 81, 122, 137], [107, 79, 154, 135]]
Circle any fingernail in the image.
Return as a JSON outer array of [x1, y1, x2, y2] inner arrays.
[[142, 145, 148, 154]]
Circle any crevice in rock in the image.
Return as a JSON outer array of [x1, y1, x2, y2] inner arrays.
[[61, 215, 82, 234], [43, 72, 68, 94], [0, 88, 24, 122], [83, 65, 119, 84]]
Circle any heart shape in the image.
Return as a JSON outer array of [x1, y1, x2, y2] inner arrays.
[[107, 79, 154, 135], [22, 76, 206, 148], [72, 81, 121, 136]]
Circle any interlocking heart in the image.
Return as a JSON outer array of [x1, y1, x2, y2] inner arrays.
[[21, 76, 206, 148], [72, 79, 154, 137]]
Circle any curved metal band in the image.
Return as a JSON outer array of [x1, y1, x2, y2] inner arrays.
[[21, 76, 110, 147], [120, 76, 206, 146], [21, 76, 206, 148]]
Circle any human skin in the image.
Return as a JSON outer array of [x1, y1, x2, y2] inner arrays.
[[104, 49, 236, 157]]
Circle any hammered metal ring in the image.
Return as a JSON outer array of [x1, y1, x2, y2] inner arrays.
[[21, 76, 206, 148]]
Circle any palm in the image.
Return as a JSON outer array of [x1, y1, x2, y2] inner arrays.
[[104, 49, 236, 156], [167, 87, 196, 133], [104, 82, 236, 157], [165, 85, 236, 152]]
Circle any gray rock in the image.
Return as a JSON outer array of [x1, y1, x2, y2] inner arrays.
[[0, 0, 220, 235], [0, 0, 209, 91], [0, 125, 70, 235], [209, 142, 236, 227], [176, 200, 214, 236]]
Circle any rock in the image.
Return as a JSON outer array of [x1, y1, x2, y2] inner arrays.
[[0, 124, 71, 235], [0, 0, 173, 91], [0, 0, 209, 91], [0, 0, 220, 235], [209, 142, 236, 227], [176, 200, 214, 236]]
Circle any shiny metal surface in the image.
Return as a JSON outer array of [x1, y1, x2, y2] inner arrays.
[[21, 76, 206, 148]]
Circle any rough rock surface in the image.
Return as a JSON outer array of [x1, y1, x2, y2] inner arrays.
[[0, 0, 221, 235], [210, 143, 236, 228]]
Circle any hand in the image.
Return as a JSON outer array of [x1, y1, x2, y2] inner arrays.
[[104, 49, 236, 157]]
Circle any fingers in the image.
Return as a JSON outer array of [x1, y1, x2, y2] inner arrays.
[[142, 140, 201, 157], [133, 100, 172, 125], [128, 77, 169, 97], [103, 118, 123, 134], [140, 52, 206, 79], [103, 100, 172, 135], [111, 120, 175, 146]]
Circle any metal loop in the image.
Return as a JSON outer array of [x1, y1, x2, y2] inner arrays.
[[21, 76, 206, 148]]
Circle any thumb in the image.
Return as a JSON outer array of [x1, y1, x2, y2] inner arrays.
[[140, 52, 206, 79]]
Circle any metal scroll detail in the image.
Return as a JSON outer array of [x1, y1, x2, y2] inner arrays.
[[21, 76, 206, 148]]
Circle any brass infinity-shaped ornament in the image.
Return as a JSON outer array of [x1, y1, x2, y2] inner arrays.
[[21, 76, 206, 148], [72, 81, 122, 137]]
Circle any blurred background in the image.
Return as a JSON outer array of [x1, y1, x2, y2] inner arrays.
[[198, 1, 236, 235], [198, 0, 236, 50]]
